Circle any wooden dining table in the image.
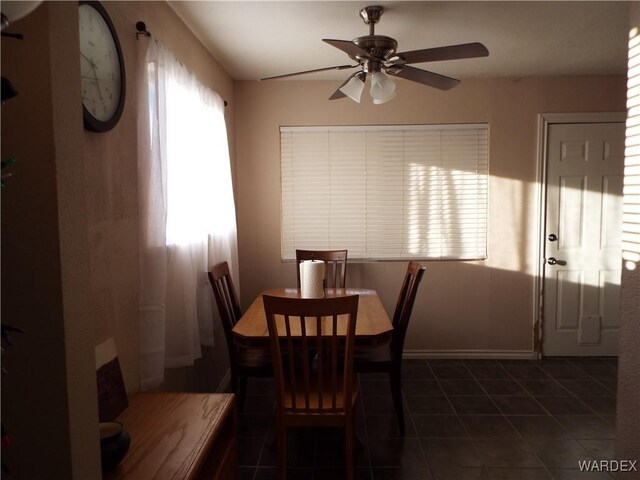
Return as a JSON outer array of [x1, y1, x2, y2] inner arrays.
[[232, 288, 393, 346]]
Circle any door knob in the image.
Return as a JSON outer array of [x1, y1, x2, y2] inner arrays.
[[547, 257, 567, 266], [548, 234, 558, 242]]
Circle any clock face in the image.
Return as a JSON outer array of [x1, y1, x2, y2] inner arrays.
[[79, 1, 125, 132]]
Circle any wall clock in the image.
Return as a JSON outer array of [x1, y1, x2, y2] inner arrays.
[[78, 1, 125, 132]]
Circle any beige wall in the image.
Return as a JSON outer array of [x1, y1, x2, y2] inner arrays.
[[1, 3, 99, 478], [235, 76, 625, 354], [615, 1, 640, 469], [1, 1, 234, 477]]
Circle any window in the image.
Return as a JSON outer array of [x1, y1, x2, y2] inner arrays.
[[624, 27, 640, 271], [164, 67, 236, 246], [280, 124, 488, 261]]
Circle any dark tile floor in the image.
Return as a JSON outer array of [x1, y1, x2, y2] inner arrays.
[[236, 357, 622, 479]]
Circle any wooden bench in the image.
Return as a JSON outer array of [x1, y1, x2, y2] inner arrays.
[[104, 392, 236, 479]]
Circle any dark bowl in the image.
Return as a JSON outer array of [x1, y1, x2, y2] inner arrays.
[[99, 421, 130, 473]]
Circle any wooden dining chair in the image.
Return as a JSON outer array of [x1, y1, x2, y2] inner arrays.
[[208, 261, 272, 410], [295, 249, 348, 289], [263, 294, 359, 480], [354, 261, 426, 435]]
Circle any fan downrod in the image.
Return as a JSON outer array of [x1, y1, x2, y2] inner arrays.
[[352, 6, 397, 63], [359, 6, 384, 35]]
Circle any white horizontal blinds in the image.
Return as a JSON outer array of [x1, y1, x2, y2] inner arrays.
[[439, 128, 488, 259], [366, 130, 405, 258], [328, 131, 367, 257], [280, 124, 488, 260], [404, 129, 442, 258], [281, 131, 331, 254]]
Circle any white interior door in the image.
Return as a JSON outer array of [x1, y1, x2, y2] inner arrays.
[[543, 122, 625, 356]]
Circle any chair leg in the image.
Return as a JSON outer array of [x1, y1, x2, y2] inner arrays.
[[277, 421, 287, 480], [389, 367, 405, 435], [237, 376, 248, 411], [345, 416, 355, 480], [230, 372, 239, 398]]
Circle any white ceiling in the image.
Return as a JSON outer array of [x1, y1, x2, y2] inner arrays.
[[168, 1, 630, 82]]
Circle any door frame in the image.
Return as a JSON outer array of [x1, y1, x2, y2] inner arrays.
[[533, 112, 627, 358]]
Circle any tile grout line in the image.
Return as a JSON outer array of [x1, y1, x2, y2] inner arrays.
[[420, 359, 484, 476], [492, 361, 560, 479], [412, 359, 438, 480], [356, 373, 375, 480], [460, 359, 554, 474]]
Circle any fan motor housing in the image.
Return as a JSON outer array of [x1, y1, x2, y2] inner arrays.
[[352, 35, 398, 62]]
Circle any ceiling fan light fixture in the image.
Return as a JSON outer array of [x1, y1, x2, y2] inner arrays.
[[372, 90, 395, 105], [339, 73, 366, 103], [369, 71, 395, 104]]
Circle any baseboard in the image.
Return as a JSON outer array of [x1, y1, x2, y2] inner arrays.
[[403, 349, 538, 360], [216, 369, 231, 393]]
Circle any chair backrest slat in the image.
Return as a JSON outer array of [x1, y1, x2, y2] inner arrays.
[[296, 249, 348, 289], [300, 317, 311, 410], [315, 315, 323, 410], [331, 314, 339, 410], [391, 261, 426, 361], [263, 294, 359, 416], [208, 262, 242, 365], [283, 315, 297, 410]]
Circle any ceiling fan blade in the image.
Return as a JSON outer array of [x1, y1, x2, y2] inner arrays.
[[261, 64, 356, 81], [323, 39, 372, 59], [392, 42, 489, 65], [385, 65, 460, 90]]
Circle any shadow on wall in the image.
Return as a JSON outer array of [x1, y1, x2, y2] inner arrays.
[[259, 157, 624, 354], [277, 259, 621, 357]]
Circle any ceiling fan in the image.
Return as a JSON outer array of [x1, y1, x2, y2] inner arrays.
[[261, 5, 489, 104]]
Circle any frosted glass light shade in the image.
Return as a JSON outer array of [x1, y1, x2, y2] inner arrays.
[[373, 91, 396, 104], [370, 71, 396, 104], [339, 75, 365, 103], [1, 1, 41, 25]]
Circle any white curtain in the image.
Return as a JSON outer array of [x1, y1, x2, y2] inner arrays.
[[137, 39, 239, 390]]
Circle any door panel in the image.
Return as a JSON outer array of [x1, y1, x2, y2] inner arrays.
[[559, 176, 586, 249], [555, 270, 582, 329], [601, 175, 624, 248], [599, 270, 621, 328], [543, 122, 625, 356]]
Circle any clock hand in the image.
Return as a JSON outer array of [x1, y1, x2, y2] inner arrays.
[[80, 52, 98, 69], [80, 53, 105, 100], [81, 76, 115, 82], [91, 68, 104, 101], [94, 79, 104, 101], [81, 53, 103, 100]]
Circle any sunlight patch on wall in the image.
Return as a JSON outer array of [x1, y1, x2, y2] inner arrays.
[[488, 175, 529, 274], [624, 27, 640, 271]]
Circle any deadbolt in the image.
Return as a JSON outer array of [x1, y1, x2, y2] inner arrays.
[[548, 233, 558, 242]]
